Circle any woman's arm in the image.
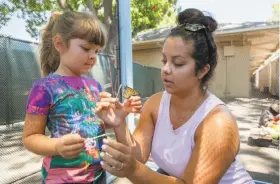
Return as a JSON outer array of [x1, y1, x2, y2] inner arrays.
[[113, 92, 162, 163], [181, 105, 240, 184], [127, 105, 239, 184], [102, 104, 240, 184], [23, 113, 59, 156]]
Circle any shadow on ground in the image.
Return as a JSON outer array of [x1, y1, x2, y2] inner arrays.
[[0, 123, 43, 184], [222, 91, 279, 184]]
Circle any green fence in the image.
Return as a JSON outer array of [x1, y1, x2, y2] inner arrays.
[[133, 62, 164, 98], [0, 36, 118, 126], [0, 36, 163, 126]]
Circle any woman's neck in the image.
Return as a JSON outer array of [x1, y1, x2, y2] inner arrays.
[[171, 88, 208, 111]]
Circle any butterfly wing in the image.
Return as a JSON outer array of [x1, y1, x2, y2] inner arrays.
[[122, 86, 140, 99]]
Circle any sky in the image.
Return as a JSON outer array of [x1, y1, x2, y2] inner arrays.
[[0, 0, 277, 42], [177, 0, 277, 23]]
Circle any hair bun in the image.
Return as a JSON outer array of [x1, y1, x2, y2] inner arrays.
[[201, 16, 217, 32], [177, 8, 217, 33]]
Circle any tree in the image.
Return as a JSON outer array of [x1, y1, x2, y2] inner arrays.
[[0, 0, 178, 54], [267, 3, 279, 22]]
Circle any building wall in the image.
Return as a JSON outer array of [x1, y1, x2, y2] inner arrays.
[[209, 45, 251, 98], [133, 44, 251, 98], [133, 48, 162, 68], [270, 60, 279, 96], [255, 59, 279, 96], [258, 66, 269, 92], [208, 45, 227, 97]]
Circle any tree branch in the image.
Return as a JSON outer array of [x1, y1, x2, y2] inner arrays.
[[85, 0, 97, 19], [103, 0, 112, 28], [57, 0, 73, 11]]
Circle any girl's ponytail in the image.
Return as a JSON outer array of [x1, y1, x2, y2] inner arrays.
[[40, 12, 61, 77]]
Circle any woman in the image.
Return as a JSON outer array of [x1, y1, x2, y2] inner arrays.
[[96, 8, 254, 184]]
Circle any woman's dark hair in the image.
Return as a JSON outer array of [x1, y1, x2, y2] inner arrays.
[[168, 8, 218, 88]]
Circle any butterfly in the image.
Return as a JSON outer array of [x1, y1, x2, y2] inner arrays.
[[122, 85, 141, 99]]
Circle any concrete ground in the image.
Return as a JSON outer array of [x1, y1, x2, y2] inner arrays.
[[0, 122, 43, 184], [224, 97, 279, 184], [0, 94, 278, 184]]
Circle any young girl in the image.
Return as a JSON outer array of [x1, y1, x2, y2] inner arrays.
[[22, 11, 141, 184]]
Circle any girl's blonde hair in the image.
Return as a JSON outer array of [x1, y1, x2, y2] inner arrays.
[[40, 11, 107, 77]]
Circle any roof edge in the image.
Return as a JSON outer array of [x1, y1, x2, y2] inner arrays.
[[133, 25, 279, 45], [215, 25, 279, 35]]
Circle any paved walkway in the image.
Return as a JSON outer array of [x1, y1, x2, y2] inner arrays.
[[0, 122, 42, 184], [224, 97, 279, 184]]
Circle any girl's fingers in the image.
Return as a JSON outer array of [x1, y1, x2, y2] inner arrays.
[[132, 105, 142, 109], [100, 98, 117, 103], [131, 101, 141, 105], [129, 96, 141, 101], [96, 102, 110, 107], [123, 99, 132, 106], [96, 102, 110, 112], [99, 92, 112, 98], [114, 99, 123, 109], [63, 134, 85, 145], [65, 148, 84, 158], [131, 101, 142, 106], [64, 142, 85, 152]]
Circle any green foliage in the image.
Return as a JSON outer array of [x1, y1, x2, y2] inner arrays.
[[0, 2, 16, 27], [1, 0, 177, 39], [131, 0, 177, 36]]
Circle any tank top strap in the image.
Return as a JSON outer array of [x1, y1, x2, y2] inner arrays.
[[189, 93, 225, 145]]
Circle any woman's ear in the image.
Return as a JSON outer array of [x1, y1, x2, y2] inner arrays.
[[198, 64, 210, 79], [52, 35, 66, 53]]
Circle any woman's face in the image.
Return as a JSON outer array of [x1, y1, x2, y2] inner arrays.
[[161, 37, 202, 95]]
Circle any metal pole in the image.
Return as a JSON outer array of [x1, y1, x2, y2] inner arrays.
[[117, 0, 135, 132]]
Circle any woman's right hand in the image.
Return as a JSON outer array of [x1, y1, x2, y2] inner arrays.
[[55, 134, 85, 159]]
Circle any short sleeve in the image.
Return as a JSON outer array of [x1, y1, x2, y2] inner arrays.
[[26, 81, 51, 115], [97, 82, 102, 92]]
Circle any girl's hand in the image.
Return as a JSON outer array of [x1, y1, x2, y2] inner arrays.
[[100, 138, 139, 177], [124, 96, 142, 116], [96, 92, 126, 128], [55, 134, 85, 159]]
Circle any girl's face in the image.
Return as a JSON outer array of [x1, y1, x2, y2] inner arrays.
[[161, 37, 204, 95], [56, 38, 101, 76]]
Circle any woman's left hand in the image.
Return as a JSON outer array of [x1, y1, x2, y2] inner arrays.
[[100, 138, 138, 177]]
